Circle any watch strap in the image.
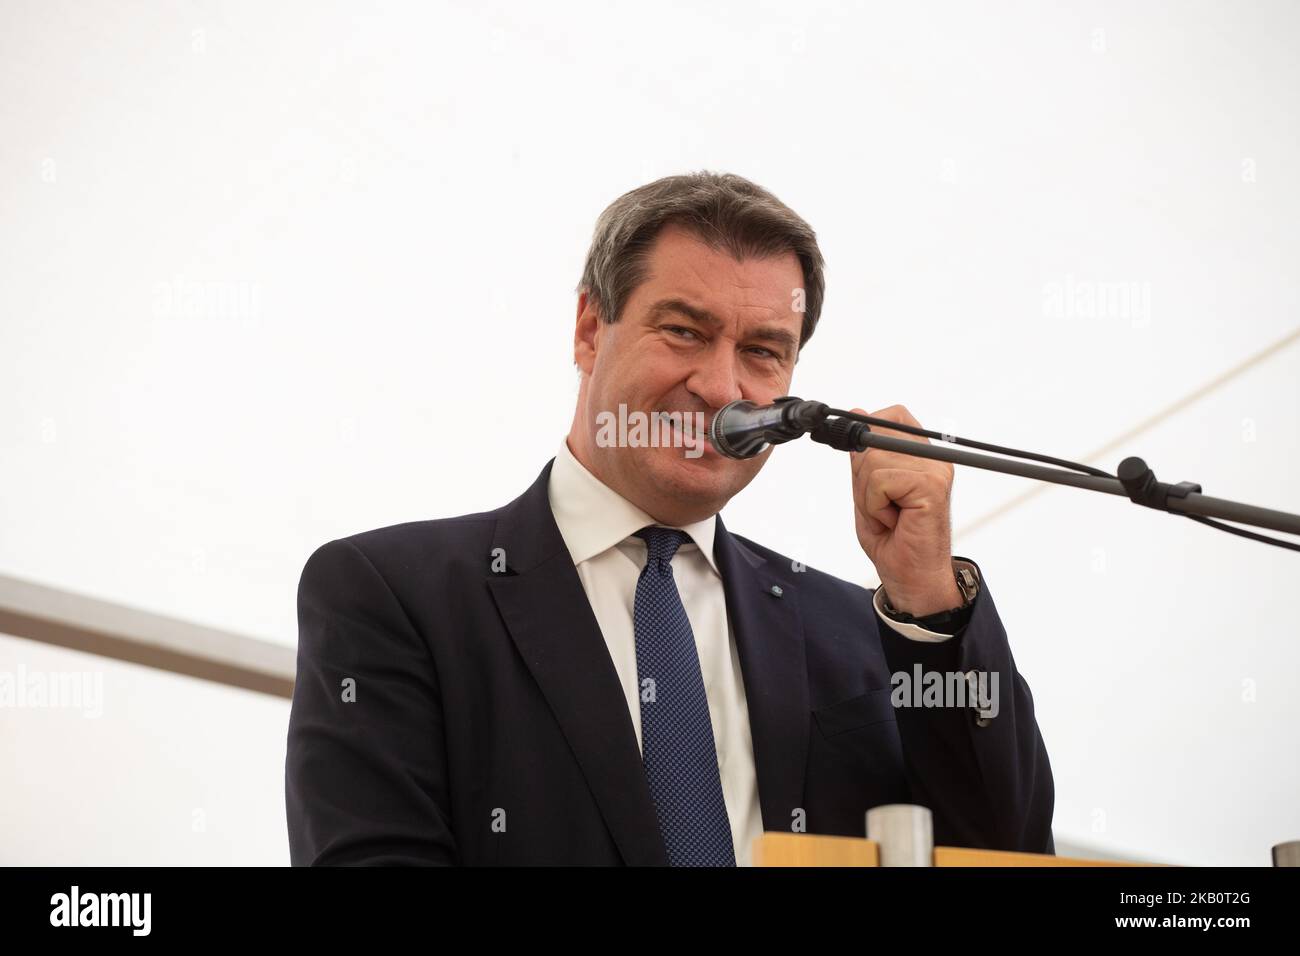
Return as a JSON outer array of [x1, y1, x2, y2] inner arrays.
[[879, 563, 979, 633]]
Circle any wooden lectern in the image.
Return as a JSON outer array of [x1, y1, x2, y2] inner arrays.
[[751, 804, 1156, 866]]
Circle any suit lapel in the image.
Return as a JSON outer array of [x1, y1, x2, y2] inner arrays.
[[713, 516, 811, 835], [486, 460, 668, 866], [485, 460, 811, 860]]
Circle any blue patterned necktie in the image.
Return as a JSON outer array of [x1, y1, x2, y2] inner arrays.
[[632, 526, 736, 867]]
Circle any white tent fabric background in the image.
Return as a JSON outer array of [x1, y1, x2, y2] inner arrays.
[[1, 0, 1297, 865]]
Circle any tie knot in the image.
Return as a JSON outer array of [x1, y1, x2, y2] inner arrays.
[[635, 526, 691, 572]]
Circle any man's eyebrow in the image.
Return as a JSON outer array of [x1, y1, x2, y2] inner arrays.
[[646, 297, 799, 354], [749, 326, 799, 354], [646, 298, 722, 327]]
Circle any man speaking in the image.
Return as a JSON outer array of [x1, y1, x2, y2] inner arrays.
[[285, 171, 1055, 866]]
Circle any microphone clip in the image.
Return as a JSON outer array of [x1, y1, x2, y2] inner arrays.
[[809, 416, 872, 453]]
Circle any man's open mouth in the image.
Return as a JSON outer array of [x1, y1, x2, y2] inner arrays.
[[656, 410, 713, 454]]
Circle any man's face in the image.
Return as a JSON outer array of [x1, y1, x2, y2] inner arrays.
[[570, 223, 806, 525]]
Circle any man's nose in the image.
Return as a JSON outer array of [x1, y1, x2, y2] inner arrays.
[[685, 346, 744, 412]]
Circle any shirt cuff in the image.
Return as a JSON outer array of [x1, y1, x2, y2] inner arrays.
[[872, 559, 981, 643]]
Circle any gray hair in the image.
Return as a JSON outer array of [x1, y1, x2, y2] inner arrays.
[[576, 171, 826, 349]]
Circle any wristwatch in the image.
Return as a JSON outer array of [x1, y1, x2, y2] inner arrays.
[[880, 564, 980, 632]]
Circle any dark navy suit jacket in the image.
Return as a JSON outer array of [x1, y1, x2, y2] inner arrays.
[[285, 458, 1055, 865]]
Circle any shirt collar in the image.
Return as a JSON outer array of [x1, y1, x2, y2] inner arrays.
[[547, 438, 720, 576]]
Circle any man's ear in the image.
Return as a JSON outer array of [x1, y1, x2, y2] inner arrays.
[[574, 291, 602, 376]]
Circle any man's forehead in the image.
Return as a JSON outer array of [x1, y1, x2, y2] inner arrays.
[[647, 226, 802, 287], [635, 233, 805, 325]]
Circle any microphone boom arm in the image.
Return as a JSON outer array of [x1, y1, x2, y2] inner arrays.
[[811, 420, 1300, 538], [707, 397, 1300, 547], [806, 421, 1294, 541]]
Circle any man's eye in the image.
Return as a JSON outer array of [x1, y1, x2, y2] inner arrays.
[[747, 346, 779, 359], [665, 325, 699, 340]]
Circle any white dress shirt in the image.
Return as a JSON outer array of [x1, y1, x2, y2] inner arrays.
[[545, 438, 972, 865]]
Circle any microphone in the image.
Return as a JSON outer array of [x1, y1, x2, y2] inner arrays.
[[708, 397, 829, 459]]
